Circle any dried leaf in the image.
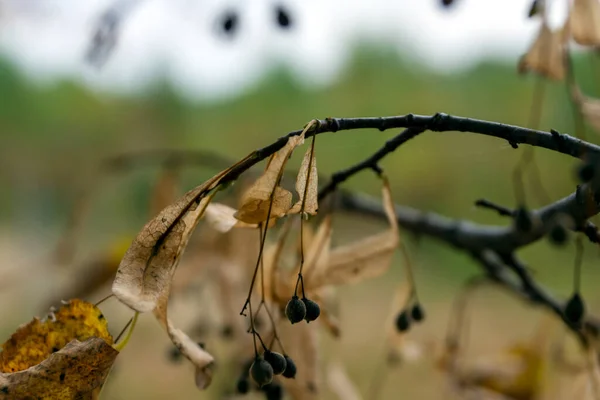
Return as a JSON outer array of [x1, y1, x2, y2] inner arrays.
[[310, 177, 399, 288], [456, 345, 545, 400], [327, 362, 363, 400], [204, 203, 258, 232], [153, 289, 215, 390], [235, 134, 305, 224], [288, 143, 318, 215], [0, 337, 118, 399], [518, 22, 568, 80], [569, 0, 600, 46], [302, 215, 332, 282], [0, 299, 113, 373], [112, 156, 249, 313]]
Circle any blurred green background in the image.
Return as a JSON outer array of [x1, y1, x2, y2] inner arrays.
[[1, 44, 600, 399]]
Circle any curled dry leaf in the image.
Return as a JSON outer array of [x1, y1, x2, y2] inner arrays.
[[112, 156, 250, 313], [288, 142, 318, 216], [569, 0, 600, 46], [296, 215, 332, 291], [204, 202, 258, 233], [235, 133, 305, 224], [518, 21, 568, 80], [327, 362, 363, 400], [309, 175, 399, 289], [153, 290, 215, 390], [0, 337, 118, 400]]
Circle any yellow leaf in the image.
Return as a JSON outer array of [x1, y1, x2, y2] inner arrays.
[[288, 142, 318, 216], [518, 21, 568, 81], [0, 299, 113, 374], [111, 156, 248, 313], [0, 337, 118, 400], [310, 176, 399, 288], [569, 0, 600, 46], [235, 134, 305, 224]]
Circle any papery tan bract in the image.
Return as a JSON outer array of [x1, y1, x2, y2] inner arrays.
[[298, 215, 332, 290], [288, 142, 318, 216], [235, 134, 305, 224], [153, 289, 215, 389], [309, 176, 399, 288], [112, 156, 250, 313], [204, 202, 258, 232], [0, 338, 118, 400], [518, 21, 568, 81], [569, 0, 600, 46]]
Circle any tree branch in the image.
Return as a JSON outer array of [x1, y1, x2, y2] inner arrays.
[[114, 113, 600, 338]]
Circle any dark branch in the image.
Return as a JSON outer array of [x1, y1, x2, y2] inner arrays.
[[474, 199, 515, 217], [113, 113, 600, 338]]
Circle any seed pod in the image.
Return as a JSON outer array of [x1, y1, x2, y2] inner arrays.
[[236, 377, 250, 394], [275, 5, 291, 29], [251, 356, 274, 387], [262, 382, 284, 400], [282, 355, 297, 379], [577, 162, 595, 183], [565, 292, 585, 325], [395, 310, 411, 332], [549, 223, 568, 246], [285, 296, 307, 324], [264, 350, 287, 375], [302, 298, 321, 323], [514, 206, 533, 233], [411, 303, 425, 322]]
